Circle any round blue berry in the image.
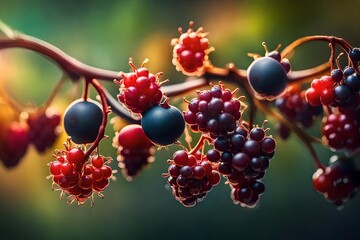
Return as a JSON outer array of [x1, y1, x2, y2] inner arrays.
[[64, 99, 103, 144], [247, 57, 288, 100], [141, 104, 185, 146]]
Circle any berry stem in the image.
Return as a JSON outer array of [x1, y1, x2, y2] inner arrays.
[[188, 135, 211, 156], [83, 79, 91, 101], [41, 74, 66, 110], [281, 35, 353, 59], [83, 79, 109, 161], [0, 83, 23, 114]]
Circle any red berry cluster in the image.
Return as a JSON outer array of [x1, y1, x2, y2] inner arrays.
[[115, 124, 155, 181], [116, 59, 164, 114], [0, 122, 29, 168], [322, 110, 360, 152], [171, 21, 213, 76], [207, 125, 276, 207], [184, 84, 242, 138], [49, 143, 114, 206], [305, 75, 335, 106], [305, 68, 360, 110], [166, 150, 221, 207], [312, 156, 359, 207], [276, 85, 322, 139], [27, 109, 61, 153]]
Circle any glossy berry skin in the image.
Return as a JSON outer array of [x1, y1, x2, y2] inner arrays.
[[141, 104, 185, 146], [49, 145, 114, 206], [166, 150, 221, 207], [64, 99, 103, 144], [312, 156, 358, 207], [0, 122, 29, 168], [117, 124, 154, 150], [184, 84, 241, 138], [117, 60, 163, 114], [171, 21, 213, 76], [115, 124, 155, 180], [247, 57, 288, 100]]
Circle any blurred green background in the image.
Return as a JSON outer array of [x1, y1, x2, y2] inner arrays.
[[0, 0, 360, 239]]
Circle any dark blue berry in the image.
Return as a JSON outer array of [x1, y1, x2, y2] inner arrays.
[[64, 99, 103, 144], [141, 104, 185, 146], [214, 136, 230, 151], [334, 85, 352, 103], [344, 74, 360, 93], [247, 57, 288, 99], [330, 69, 343, 82], [350, 48, 360, 61], [251, 181, 265, 194], [344, 67, 355, 76]]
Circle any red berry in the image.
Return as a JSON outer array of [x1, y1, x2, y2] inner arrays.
[[91, 155, 104, 168], [67, 148, 85, 165]]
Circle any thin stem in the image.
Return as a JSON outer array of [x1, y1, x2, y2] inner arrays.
[[0, 83, 23, 114], [41, 74, 66, 110], [281, 35, 353, 59], [83, 79, 91, 101], [189, 135, 211, 156], [83, 79, 109, 161]]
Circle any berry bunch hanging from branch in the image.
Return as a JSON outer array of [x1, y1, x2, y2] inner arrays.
[[0, 20, 359, 209]]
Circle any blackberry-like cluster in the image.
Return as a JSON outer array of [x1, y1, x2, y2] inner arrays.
[[312, 155, 359, 208], [230, 179, 265, 208], [207, 125, 276, 207], [49, 144, 114, 206], [115, 124, 155, 181], [116, 59, 163, 114], [171, 21, 213, 76], [322, 110, 360, 152], [166, 150, 221, 207], [27, 109, 61, 153], [184, 84, 242, 138], [305, 68, 360, 110], [276, 85, 322, 139]]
